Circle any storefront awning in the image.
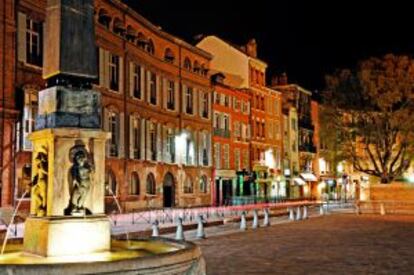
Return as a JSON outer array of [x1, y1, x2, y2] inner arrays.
[[293, 177, 306, 186], [300, 172, 318, 182]]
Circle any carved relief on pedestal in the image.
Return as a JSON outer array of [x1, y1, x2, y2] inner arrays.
[[66, 140, 94, 216], [31, 147, 48, 217]]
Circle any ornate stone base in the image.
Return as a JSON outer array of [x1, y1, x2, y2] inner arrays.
[[23, 216, 111, 257]]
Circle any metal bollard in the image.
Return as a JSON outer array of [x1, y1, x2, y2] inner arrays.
[[289, 208, 295, 220], [252, 209, 259, 229], [175, 217, 185, 241], [152, 220, 160, 237], [380, 203, 386, 216], [296, 206, 302, 220], [240, 211, 247, 231], [319, 204, 325, 215], [196, 215, 206, 239], [263, 208, 270, 227], [302, 206, 308, 219]]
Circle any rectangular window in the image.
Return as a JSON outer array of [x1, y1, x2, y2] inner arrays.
[[223, 144, 230, 169], [132, 64, 141, 99], [234, 149, 241, 171], [132, 118, 140, 159], [149, 72, 157, 105], [186, 87, 193, 114], [109, 54, 120, 92], [22, 91, 38, 151], [202, 92, 209, 118], [167, 80, 175, 110], [215, 143, 221, 169], [166, 128, 175, 163], [26, 18, 43, 66]]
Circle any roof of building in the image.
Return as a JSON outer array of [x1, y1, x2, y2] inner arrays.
[[110, 0, 213, 60]]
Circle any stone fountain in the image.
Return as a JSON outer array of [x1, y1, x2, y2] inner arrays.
[[0, 0, 205, 273]]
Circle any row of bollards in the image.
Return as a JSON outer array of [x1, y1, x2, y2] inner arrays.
[[152, 205, 318, 241], [288, 206, 311, 221]]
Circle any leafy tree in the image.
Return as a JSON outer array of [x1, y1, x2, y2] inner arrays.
[[322, 54, 414, 183]]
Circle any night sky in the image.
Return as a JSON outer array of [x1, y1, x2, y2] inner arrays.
[[123, 0, 413, 91]]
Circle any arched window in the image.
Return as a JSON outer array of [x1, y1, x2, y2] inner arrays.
[[199, 175, 208, 193], [164, 48, 175, 63], [184, 176, 194, 194], [146, 39, 155, 55], [146, 173, 156, 195], [105, 170, 117, 196], [184, 57, 192, 71], [130, 172, 140, 195], [98, 9, 111, 29]]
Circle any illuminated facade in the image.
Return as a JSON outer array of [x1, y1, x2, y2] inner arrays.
[[3, 0, 213, 210]]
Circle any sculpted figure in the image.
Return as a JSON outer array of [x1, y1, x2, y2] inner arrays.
[[31, 152, 48, 217], [69, 146, 94, 215]]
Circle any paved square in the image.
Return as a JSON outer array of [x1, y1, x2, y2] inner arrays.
[[197, 214, 414, 274]]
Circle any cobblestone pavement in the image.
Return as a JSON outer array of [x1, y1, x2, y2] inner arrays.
[[196, 214, 414, 275]]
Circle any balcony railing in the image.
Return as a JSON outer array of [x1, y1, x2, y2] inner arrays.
[[299, 144, 317, 153], [213, 128, 230, 138]]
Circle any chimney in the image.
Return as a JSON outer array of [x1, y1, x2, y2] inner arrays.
[[279, 73, 288, 85], [246, 38, 257, 58]]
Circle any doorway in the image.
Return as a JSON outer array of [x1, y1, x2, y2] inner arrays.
[[163, 172, 175, 208]]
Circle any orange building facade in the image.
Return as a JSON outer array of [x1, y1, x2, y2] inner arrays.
[[211, 74, 251, 205], [3, 0, 214, 211]]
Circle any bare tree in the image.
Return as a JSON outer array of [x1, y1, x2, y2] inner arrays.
[[322, 54, 414, 183]]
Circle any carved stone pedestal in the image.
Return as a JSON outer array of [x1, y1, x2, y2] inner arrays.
[[29, 128, 109, 217], [23, 215, 111, 257]]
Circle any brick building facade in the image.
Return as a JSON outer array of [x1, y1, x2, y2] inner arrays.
[[3, 0, 214, 211]]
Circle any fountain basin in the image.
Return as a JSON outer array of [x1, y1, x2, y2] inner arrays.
[[0, 238, 205, 275]]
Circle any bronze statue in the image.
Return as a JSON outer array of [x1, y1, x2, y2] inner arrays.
[[69, 145, 94, 215], [32, 151, 48, 217]]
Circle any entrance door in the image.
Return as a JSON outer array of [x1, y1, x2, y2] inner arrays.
[[163, 173, 175, 208]]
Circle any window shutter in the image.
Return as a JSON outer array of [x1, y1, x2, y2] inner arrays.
[[99, 48, 105, 87], [174, 81, 179, 112], [198, 132, 203, 166], [140, 118, 146, 160], [103, 107, 109, 155], [193, 131, 198, 166], [17, 12, 27, 62], [156, 74, 161, 106], [146, 71, 151, 103], [129, 62, 134, 97], [129, 115, 134, 159], [208, 132, 212, 166], [118, 112, 125, 158], [162, 78, 168, 109], [182, 84, 187, 113], [193, 88, 198, 116], [104, 51, 110, 88], [140, 66, 145, 100], [119, 56, 124, 94], [146, 120, 151, 161], [162, 125, 168, 162], [156, 123, 162, 161]]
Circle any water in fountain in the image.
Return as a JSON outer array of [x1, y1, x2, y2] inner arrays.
[[106, 186, 130, 244], [1, 190, 29, 254]]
